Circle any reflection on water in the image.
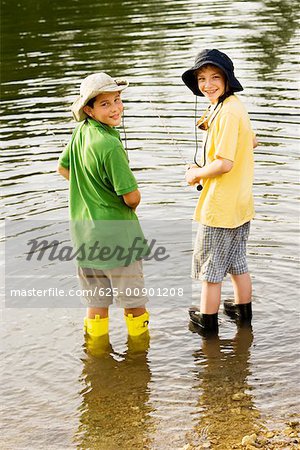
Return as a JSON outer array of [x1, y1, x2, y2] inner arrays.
[[75, 334, 154, 450], [244, 0, 299, 79], [190, 327, 259, 449], [1, 0, 300, 448]]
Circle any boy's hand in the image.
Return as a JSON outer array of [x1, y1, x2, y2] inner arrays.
[[57, 165, 70, 181], [185, 167, 201, 186], [122, 189, 141, 209], [186, 164, 199, 170], [253, 133, 258, 149]]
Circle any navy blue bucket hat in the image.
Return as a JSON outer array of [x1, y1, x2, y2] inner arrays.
[[182, 49, 243, 96]]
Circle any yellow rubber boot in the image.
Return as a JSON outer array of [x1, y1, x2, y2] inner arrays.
[[125, 311, 149, 337], [127, 330, 150, 354], [83, 314, 109, 338], [84, 334, 112, 358]]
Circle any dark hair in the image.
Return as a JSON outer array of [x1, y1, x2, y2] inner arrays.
[[86, 97, 96, 108], [195, 63, 224, 74], [195, 63, 227, 83], [218, 90, 233, 104]]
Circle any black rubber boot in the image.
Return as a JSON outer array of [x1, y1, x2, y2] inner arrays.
[[224, 300, 252, 324], [189, 306, 218, 336]]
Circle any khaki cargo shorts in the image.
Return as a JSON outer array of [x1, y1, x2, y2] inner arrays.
[[77, 260, 148, 308]]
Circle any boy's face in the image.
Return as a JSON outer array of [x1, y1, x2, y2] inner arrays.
[[83, 91, 123, 127], [196, 65, 226, 104]]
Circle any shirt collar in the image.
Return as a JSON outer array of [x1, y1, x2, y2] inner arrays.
[[87, 118, 120, 138]]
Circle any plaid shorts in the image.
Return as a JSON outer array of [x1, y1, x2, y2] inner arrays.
[[192, 221, 250, 283]]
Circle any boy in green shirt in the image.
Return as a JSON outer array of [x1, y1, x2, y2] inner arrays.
[[57, 73, 149, 341]]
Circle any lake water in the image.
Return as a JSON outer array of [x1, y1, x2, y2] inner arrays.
[[1, 0, 300, 449]]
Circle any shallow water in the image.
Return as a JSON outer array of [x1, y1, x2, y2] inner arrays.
[[1, 0, 300, 448]]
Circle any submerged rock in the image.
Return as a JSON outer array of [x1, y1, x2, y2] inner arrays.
[[180, 444, 191, 450], [283, 426, 295, 435], [266, 431, 274, 438], [241, 433, 257, 446], [232, 392, 247, 401], [288, 420, 299, 428]]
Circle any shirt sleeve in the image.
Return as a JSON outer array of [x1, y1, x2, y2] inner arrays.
[[214, 112, 239, 162], [58, 141, 71, 169], [104, 142, 138, 196]]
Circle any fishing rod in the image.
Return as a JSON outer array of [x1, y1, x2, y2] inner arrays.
[[47, 129, 65, 148], [148, 98, 204, 191], [48, 112, 129, 160], [193, 98, 225, 191], [51, 100, 222, 195], [148, 98, 190, 166], [193, 96, 203, 192]]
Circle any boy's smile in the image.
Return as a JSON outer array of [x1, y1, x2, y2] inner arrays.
[[83, 91, 124, 127], [197, 66, 226, 104]]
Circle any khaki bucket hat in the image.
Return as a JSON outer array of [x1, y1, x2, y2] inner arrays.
[[71, 72, 129, 122]]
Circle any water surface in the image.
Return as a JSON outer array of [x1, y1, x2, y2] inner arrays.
[[1, 0, 300, 448]]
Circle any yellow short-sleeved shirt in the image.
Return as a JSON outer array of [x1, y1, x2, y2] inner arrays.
[[194, 95, 255, 228]]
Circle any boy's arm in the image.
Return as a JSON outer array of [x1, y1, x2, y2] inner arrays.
[[122, 189, 141, 209], [57, 165, 70, 180], [185, 157, 233, 185], [104, 142, 140, 208]]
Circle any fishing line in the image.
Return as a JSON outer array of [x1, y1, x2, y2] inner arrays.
[[47, 129, 65, 148], [148, 97, 208, 192], [121, 108, 129, 160], [148, 98, 189, 165]]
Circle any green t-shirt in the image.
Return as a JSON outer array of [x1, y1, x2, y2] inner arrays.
[[58, 118, 148, 269]]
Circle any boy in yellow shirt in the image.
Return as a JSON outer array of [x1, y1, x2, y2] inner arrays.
[[182, 49, 257, 335]]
